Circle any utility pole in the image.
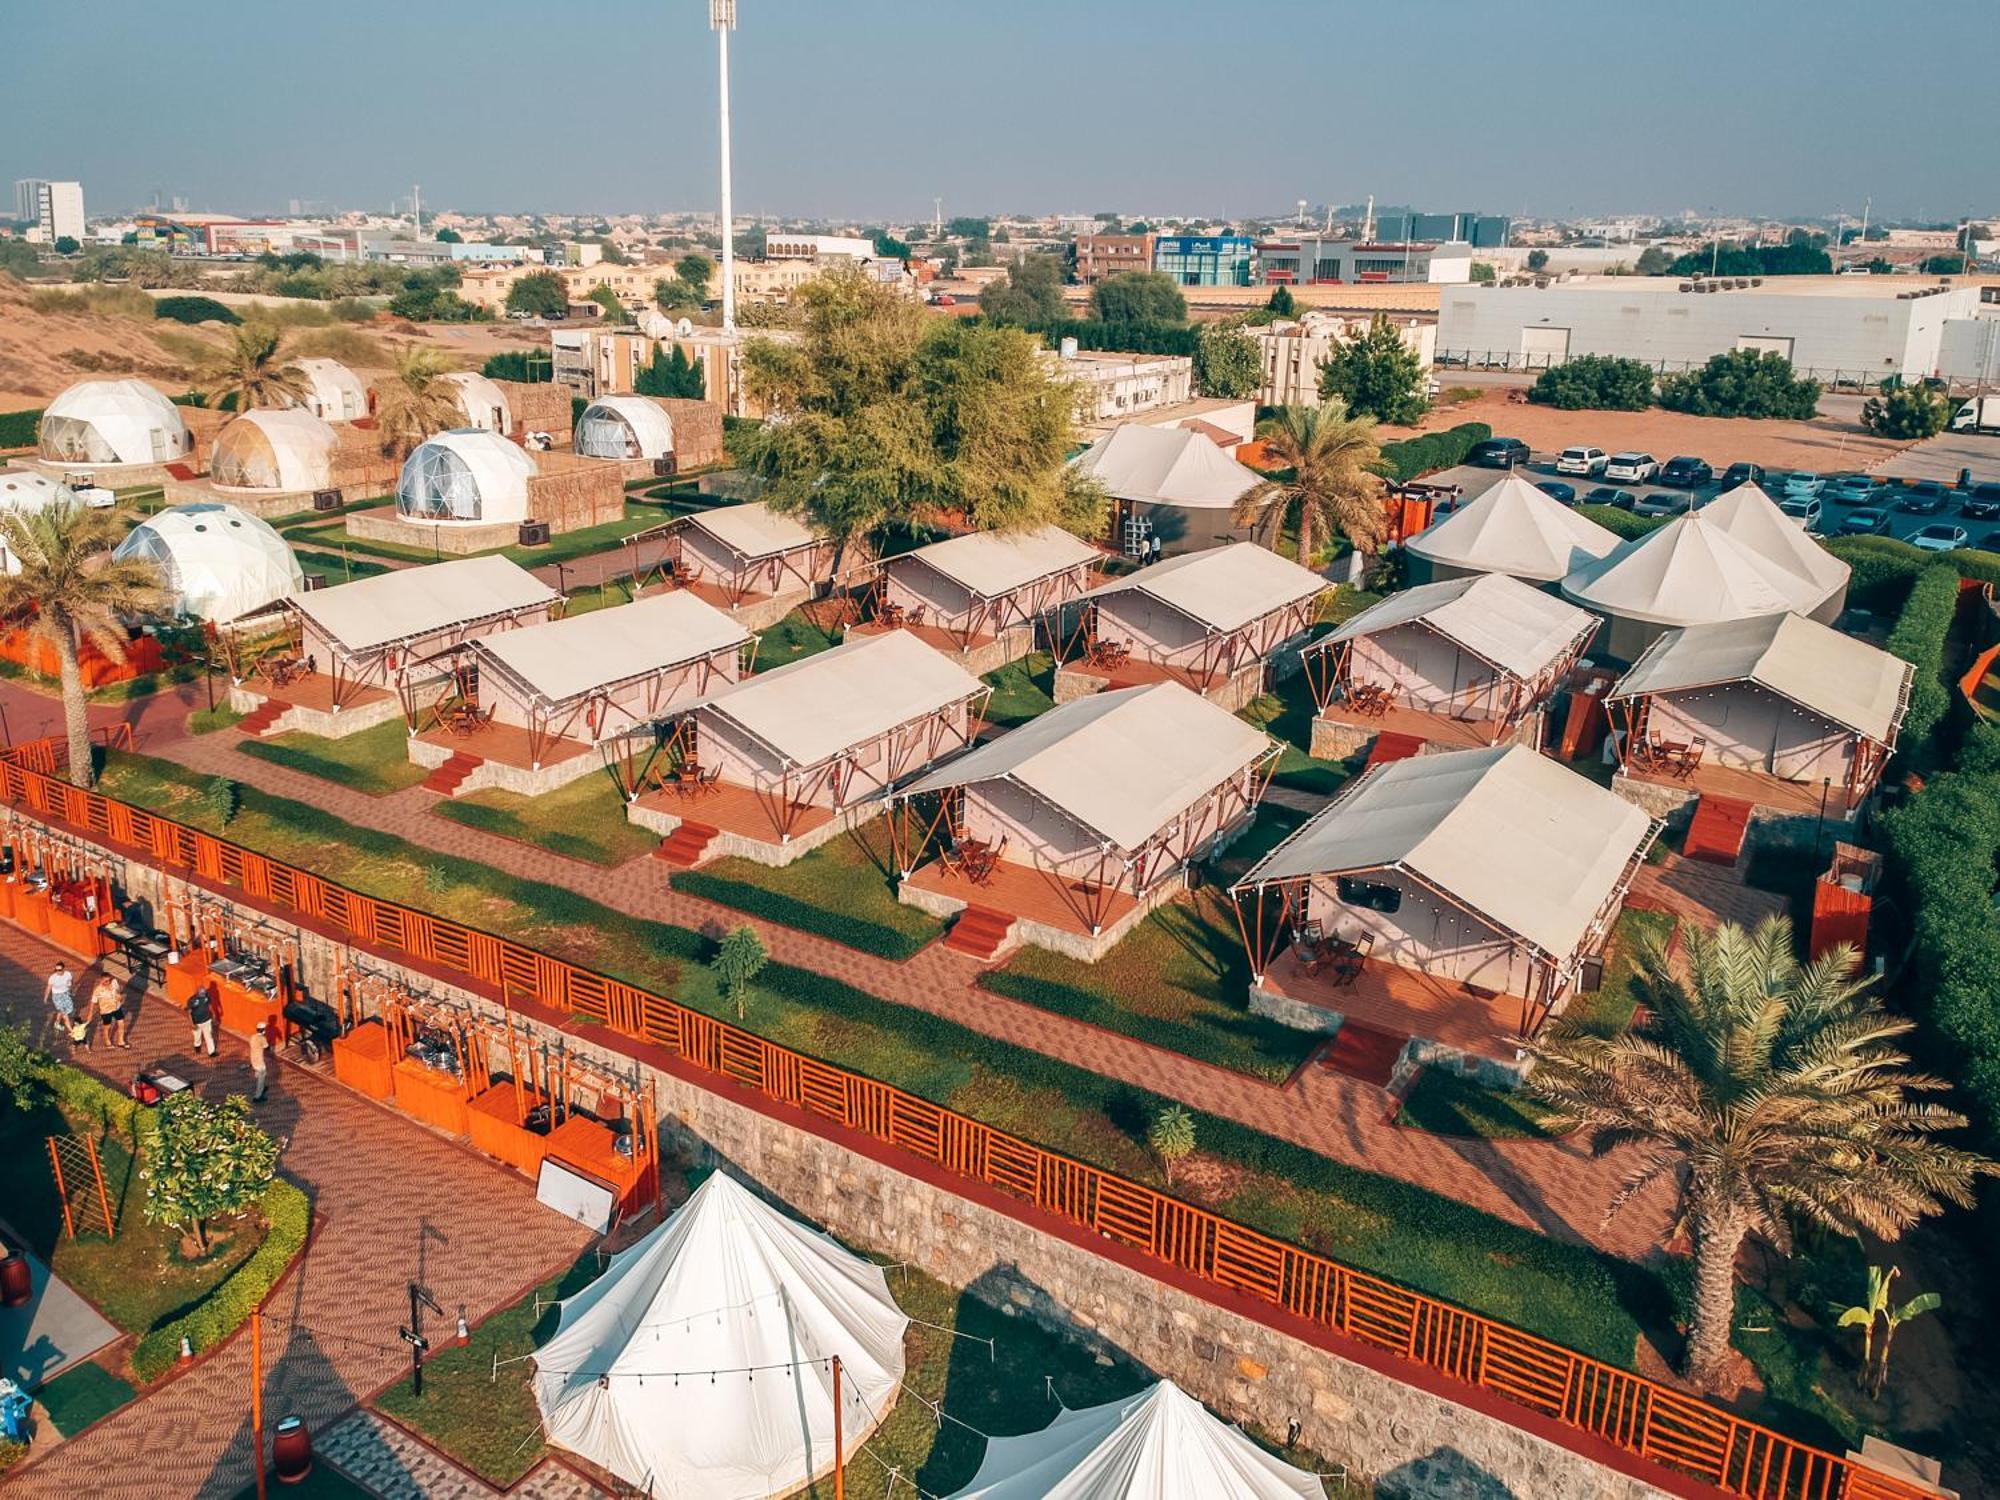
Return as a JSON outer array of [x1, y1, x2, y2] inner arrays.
[[412, 184, 421, 239], [712, 0, 738, 335], [401, 1281, 441, 1396], [933, 197, 942, 240]]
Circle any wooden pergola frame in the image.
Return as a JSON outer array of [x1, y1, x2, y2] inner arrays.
[[1299, 615, 1596, 732], [162, 886, 301, 977], [878, 553, 1102, 653], [1062, 586, 1330, 693], [636, 514, 840, 609]]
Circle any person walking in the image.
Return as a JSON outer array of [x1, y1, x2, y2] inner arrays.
[[90, 975, 129, 1050], [44, 963, 82, 1051], [249, 1021, 271, 1104], [188, 986, 218, 1058]]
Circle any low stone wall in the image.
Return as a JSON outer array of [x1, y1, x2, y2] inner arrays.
[[731, 584, 817, 635], [630, 791, 882, 867], [1609, 771, 1857, 854], [165, 477, 382, 521], [404, 736, 599, 799], [227, 682, 402, 740], [1055, 658, 1266, 711], [346, 506, 515, 556]]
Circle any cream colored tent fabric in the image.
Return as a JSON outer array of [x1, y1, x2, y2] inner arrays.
[[286, 555, 557, 653], [292, 358, 370, 422], [1078, 542, 1325, 634], [533, 1172, 908, 1500], [1700, 483, 1851, 600], [472, 591, 750, 708], [575, 395, 675, 461], [1559, 514, 1824, 626], [111, 503, 303, 623], [1325, 572, 1597, 680], [1237, 744, 1652, 957], [37, 378, 191, 466], [209, 409, 338, 492], [685, 501, 822, 560], [396, 429, 537, 525], [902, 681, 1269, 853], [1403, 473, 1620, 583], [1069, 424, 1263, 510], [947, 1380, 1322, 1500], [899, 525, 1098, 600], [441, 371, 513, 432], [703, 629, 983, 769], [1608, 611, 1911, 745], [0, 469, 69, 575]]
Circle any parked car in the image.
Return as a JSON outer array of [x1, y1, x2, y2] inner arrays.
[[1658, 455, 1713, 489], [1467, 437, 1531, 469], [1604, 452, 1659, 483], [1909, 523, 1969, 552], [1718, 462, 1765, 490], [1820, 474, 1878, 505], [1535, 480, 1577, 504], [1961, 482, 2000, 519], [1554, 446, 1608, 476], [1780, 471, 1823, 499], [1836, 508, 1891, 536], [1895, 481, 1951, 515], [1633, 492, 1694, 518], [1580, 485, 1630, 509], [1778, 496, 1823, 531]]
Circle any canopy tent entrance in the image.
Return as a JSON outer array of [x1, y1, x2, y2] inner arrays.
[[630, 501, 846, 614], [532, 1171, 908, 1500], [1069, 424, 1264, 556], [867, 524, 1102, 655]]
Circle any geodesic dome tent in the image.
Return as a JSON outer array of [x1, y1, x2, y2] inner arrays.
[[112, 502, 304, 623], [441, 371, 512, 433], [574, 395, 675, 461], [396, 429, 536, 525], [209, 409, 339, 492], [292, 358, 370, 422], [0, 470, 67, 575], [37, 379, 193, 467]]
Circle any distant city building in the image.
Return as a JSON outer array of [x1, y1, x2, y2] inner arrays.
[[1405, 212, 1509, 248], [459, 261, 653, 314], [1256, 238, 1473, 285], [30, 181, 84, 244], [1071, 233, 1155, 284], [766, 233, 877, 261], [1046, 346, 1193, 422], [13, 179, 48, 225], [1153, 235, 1255, 287], [550, 320, 791, 418], [1252, 314, 1435, 407]]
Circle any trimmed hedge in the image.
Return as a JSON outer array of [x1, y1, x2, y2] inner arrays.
[[0, 409, 41, 449], [1574, 504, 1665, 541], [1822, 535, 2000, 615], [1884, 563, 1962, 762], [131, 1177, 310, 1382], [673, 869, 935, 960], [153, 295, 240, 326], [1013, 318, 1200, 358], [1378, 421, 1493, 484]]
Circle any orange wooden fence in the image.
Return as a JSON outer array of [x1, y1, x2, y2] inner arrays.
[[0, 743, 1929, 1500]]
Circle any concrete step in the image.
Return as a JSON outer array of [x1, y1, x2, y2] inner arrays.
[[235, 700, 289, 738], [420, 752, 483, 796], [655, 821, 720, 869], [943, 905, 1015, 961]]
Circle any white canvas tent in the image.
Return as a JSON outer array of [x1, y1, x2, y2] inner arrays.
[[292, 357, 370, 422], [209, 409, 339, 492], [947, 1380, 1322, 1500], [1699, 482, 1850, 610], [442, 371, 513, 433], [1321, 572, 1597, 685], [1070, 425, 1264, 555], [111, 502, 303, 623], [532, 1172, 908, 1499], [575, 395, 676, 461], [1078, 542, 1325, 637], [37, 378, 193, 468], [1403, 473, 1619, 585], [0, 470, 67, 574]]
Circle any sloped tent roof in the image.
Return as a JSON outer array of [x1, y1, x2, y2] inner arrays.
[[1608, 611, 1911, 746], [1700, 482, 1850, 603], [397, 429, 537, 526], [701, 629, 984, 770], [0, 469, 67, 575], [441, 371, 513, 432], [38, 378, 191, 466], [1559, 514, 1826, 627], [1322, 571, 1598, 681], [903, 681, 1271, 854], [111, 502, 303, 624], [286, 554, 557, 654], [472, 590, 750, 709], [1078, 542, 1326, 635], [1069, 424, 1263, 510], [684, 501, 823, 561], [533, 1172, 908, 1500], [895, 524, 1099, 601], [291, 357, 369, 422], [209, 408, 338, 492], [1237, 743, 1653, 958], [575, 394, 675, 460], [947, 1380, 1322, 1500], [1403, 473, 1620, 583]]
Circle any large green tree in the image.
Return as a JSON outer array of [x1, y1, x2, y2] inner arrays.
[[505, 270, 568, 318], [1317, 315, 1430, 425], [1192, 321, 1262, 400], [1657, 350, 1821, 420], [1528, 355, 1656, 411], [1524, 917, 1992, 1393], [1089, 271, 1186, 325], [978, 256, 1067, 325], [143, 1092, 279, 1251], [636, 344, 706, 399], [1862, 382, 1950, 440]]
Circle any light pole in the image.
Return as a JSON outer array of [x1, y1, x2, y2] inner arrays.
[[711, 0, 738, 336]]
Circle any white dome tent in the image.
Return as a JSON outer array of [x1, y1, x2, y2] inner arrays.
[[292, 358, 370, 422], [396, 430, 536, 525], [574, 395, 674, 461], [441, 371, 513, 433], [112, 502, 304, 623], [0, 470, 66, 574], [947, 1380, 1323, 1500], [209, 409, 339, 492], [532, 1171, 908, 1499], [37, 379, 193, 468]]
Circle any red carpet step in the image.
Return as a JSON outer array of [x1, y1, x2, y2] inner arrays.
[[420, 752, 483, 796], [1683, 793, 1754, 867], [234, 700, 288, 738], [1366, 732, 1425, 767], [654, 820, 719, 869], [944, 905, 1015, 961], [1318, 1020, 1410, 1089]]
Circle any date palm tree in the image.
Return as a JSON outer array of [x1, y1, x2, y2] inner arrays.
[[373, 347, 464, 460], [1522, 917, 1992, 1394], [1231, 400, 1386, 567], [201, 321, 309, 413], [0, 502, 172, 789]]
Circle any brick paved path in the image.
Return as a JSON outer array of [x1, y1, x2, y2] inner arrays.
[[0, 921, 592, 1500], [318, 1411, 606, 1500]]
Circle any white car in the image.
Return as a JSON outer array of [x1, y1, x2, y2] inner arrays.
[[1908, 524, 1968, 553], [1778, 497, 1822, 532], [1555, 446, 1608, 477], [1604, 452, 1659, 484]]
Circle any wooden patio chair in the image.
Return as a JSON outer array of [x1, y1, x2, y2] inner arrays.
[[1679, 737, 1707, 777], [695, 764, 723, 798], [906, 605, 927, 628], [1332, 932, 1373, 989]]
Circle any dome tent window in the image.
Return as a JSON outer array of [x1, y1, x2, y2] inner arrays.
[[398, 443, 482, 520]]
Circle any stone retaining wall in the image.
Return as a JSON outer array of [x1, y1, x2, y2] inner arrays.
[[628, 791, 882, 867], [1610, 771, 1856, 854], [1309, 709, 1543, 763], [226, 683, 403, 741]]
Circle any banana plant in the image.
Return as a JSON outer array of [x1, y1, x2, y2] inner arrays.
[[1834, 1264, 1941, 1397]]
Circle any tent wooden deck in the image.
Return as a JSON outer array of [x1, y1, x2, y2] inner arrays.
[[413, 720, 594, 773], [1256, 948, 1538, 1066], [903, 854, 1142, 940], [1312, 699, 1506, 751], [1619, 759, 1832, 817], [634, 780, 840, 845]]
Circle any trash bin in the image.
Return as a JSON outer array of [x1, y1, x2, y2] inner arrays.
[[272, 1414, 314, 1483], [0, 1250, 31, 1310]]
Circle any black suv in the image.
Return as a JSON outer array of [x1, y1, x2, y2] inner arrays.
[[1658, 456, 1714, 489], [1895, 481, 1951, 515], [1718, 462, 1765, 490], [1467, 437, 1531, 469]]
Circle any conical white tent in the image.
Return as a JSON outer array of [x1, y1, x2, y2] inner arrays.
[[948, 1380, 1323, 1500], [111, 502, 303, 623], [533, 1172, 909, 1499], [1404, 473, 1619, 584], [1698, 482, 1849, 613]]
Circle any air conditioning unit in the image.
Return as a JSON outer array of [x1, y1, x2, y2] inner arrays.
[[302, 573, 327, 592], [518, 520, 552, 547], [652, 456, 677, 477], [311, 489, 341, 512]]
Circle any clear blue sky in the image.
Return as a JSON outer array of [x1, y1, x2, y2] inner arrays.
[[4, 0, 1990, 224]]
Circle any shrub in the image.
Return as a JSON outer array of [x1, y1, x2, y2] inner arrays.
[[1861, 384, 1951, 440], [1527, 355, 1655, 411], [153, 295, 241, 326], [482, 350, 553, 383], [1884, 563, 1962, 763], [1012, 318, 1198, 358], [0, 409, 42, 449], [1376, 422, 1492, 483], [1656, 349, 1821, 420], [130, 1178, 310, 1382], [142, 1092, 279, 1251], [713, 925, 769, 1020], [1148, 1104, 1196, 1184], [1575, 504, 1666, 541]]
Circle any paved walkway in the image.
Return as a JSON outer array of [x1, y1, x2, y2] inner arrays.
[[0, 921, 592, 1500], [319, 1411, 605, 1500]]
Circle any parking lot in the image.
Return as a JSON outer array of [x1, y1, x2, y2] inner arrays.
[[1874, 430, 2000, 487]]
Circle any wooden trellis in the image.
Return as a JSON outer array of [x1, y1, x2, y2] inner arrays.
[[47, 1135, 114, 1239]]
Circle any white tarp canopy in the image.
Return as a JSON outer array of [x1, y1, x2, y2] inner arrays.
[[685, 501, 823, 561], [1559, 513, 1825, 627], [947, 1380, 1322, 1500], [286, 554, 557, 654], [473, 590, 750, 708], [896, 525, 1098, 601], [703, 629, 983, 769], [442, 371, 513, 432], [1237, 743, 1652, 958], [902, 681, 1269, 853], [1405, 473, 1620, 583], [1323, 572, 1598, 681], [533, 1171, 909, 1500], [1079, 542, 1326, 634], [38, 378, 192, 467], [1700, 482, 1850, 601], [209, 409, 338, 492], [576, 395, 675, 461], [292, 358, 370, 422], [1609, 611, 1911, 746], [111, 502, 303, 624], [1069, 425, 1263, 510]]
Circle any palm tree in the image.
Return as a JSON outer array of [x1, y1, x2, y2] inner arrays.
[[201, 321, 309, 413], [372, 348, 464, 460], [1523, 917, 1992, 1394], [1231, 400, 1386, 567], [0, 503, 172, 789]]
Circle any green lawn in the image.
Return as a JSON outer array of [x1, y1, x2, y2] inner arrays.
[[675, 829, 946, 958], [756, 609, 840, 671], [36, 1361, 137, 1436], [237, 719, 429, 796], [433, 773, 659, 867], [1239, 675, 1352, 797], [1397, 1069, 1561, 1140], [280, 499, 677, 571], [189, 705, 246, 735], [288, 546, 393, 585], [981, 652, 1056, 728]]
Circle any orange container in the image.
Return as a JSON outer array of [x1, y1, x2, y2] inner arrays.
[[215, 977, 285, 1043], [466, 1083, 552, 1176], [164, 957, 212, 1011], [331, 1022, 395, 1101], [392, 1058, 468, 1136], [544, 1114, 644, 1211]]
